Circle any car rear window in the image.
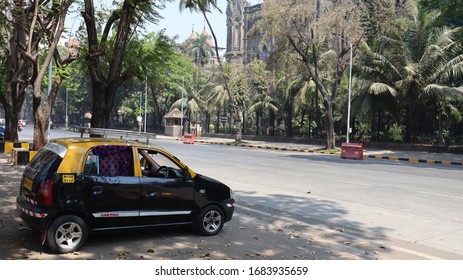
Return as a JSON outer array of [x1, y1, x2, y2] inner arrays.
[[22, 143, 66, 194]]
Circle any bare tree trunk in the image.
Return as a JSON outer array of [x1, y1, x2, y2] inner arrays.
[[29, 0, 74, 150], [325, 101, 335, 149], [269, 110, 275, 136], [1, 0, 75, 149], [256, 112, 260, 136], [150, 86, 161, 131], [405, 101, 412, 143], [4, 83, 27, 142], [2, 4, 30, 142], [82, 0, 139, 129], [438, 106, 444, 145], [216, 108, 220, 133], [286, 103, 293, 138]]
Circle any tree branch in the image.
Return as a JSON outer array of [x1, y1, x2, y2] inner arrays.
[[101, 9, 122, 44], [286, 33, 329, 99]]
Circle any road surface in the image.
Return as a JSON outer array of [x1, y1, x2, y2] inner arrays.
[[1, 127, 461, 259]]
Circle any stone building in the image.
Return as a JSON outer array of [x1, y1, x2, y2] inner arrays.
[[225, 0, 271, 64], [225, 0, 409, 65]]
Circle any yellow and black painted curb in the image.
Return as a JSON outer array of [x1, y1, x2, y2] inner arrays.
[[365, 155, 463, 166], [195, 140, 463, 167], [0, 142, 36, 165], [0, 141, 32, 153], [10, 148, 38, 165], [195, 140, 337, 155]]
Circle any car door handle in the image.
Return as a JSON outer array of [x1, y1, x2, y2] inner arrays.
[[92, 186, 104, 196], [146, 192, 157, 198]]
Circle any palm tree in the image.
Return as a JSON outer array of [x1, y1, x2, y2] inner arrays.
[[179, 0, 244, 142], [248, 61, 278, 135], [185, 33, 214, 68], [248, 93, 278, 136], [171, 72, 209, 133], [284, 74, 317, 137], [207, 73, 229, 133], [358, 9, 463, 143], [353, 43, 400, 141]]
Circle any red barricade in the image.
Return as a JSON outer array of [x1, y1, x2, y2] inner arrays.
[[341, 142, 364, 160], [183, 134, 195, 144]]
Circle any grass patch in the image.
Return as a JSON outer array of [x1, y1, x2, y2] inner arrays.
[[316, 147, 341, 154]]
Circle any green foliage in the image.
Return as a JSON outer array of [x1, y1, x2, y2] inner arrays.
[[230, 69, 249, 108], [420, 0, 463, 41], [178, 0, 226, 13], [388, 123, 405, 142], [183, 33, 214, 67], [11, 0, 461, 146], [355, 3, 463, 143], [355, 122, 371, 142]]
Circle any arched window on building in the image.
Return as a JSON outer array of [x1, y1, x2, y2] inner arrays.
[[261, 45, 268, 62], [233, 17, 241, 50], [227, 18, 233, 50]]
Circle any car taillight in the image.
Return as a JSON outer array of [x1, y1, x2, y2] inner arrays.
[[36, 179, 54, 205]]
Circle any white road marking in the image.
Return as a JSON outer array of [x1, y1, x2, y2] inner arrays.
[[337, 180, 373, 186], [278, 171, 304, 177], [415, 191, 463, 200]]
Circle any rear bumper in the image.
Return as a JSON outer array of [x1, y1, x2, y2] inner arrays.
[[16, 196, 51, 232]]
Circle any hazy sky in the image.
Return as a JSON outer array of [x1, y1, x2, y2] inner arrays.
[[151, 0, 263, 47], [66, 1, 263, 48]]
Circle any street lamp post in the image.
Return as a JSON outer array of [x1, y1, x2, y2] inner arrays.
[[346, 42, 353, 143], [144, 76, 147, 133], [138, 86, 142, 133], [180, 77, 184, 140], [65, 91, 68, 129]]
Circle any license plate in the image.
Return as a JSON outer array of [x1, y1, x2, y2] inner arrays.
[[24, 177, 33, 191]]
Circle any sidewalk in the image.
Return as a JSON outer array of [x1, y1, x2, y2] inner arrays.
[[158, 135, 463, 167]]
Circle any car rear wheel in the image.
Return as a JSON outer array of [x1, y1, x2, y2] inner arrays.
[[196, 205, 224, 236], [47, 215, 88, 254]]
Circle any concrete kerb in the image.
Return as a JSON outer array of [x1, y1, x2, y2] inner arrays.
[[190, 137, 463, 167], [194, 139, 333, 154], [0, 141, 36, 165], [363, 154, 463, 166]]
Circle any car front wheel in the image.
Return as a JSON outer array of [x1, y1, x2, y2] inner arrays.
[[47, 215, 88, 254], [197, 205, 224, 236]]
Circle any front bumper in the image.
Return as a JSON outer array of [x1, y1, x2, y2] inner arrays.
[[222, 198, 235, 222]]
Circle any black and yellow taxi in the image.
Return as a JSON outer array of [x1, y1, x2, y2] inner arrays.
[[16, 137, 235, 253]]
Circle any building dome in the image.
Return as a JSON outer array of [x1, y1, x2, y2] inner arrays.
[[188, 27, 197, 41], [201, 26, 214, 48]]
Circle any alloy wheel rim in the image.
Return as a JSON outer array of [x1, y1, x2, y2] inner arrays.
[[55, 222, 83, 249], [202, 210, 222, 233]]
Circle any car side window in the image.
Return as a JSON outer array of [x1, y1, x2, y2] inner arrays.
[[83, 145, 134, 176], [138, 149, 182, 178]]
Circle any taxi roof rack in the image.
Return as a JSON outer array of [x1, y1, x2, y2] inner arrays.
[[76, 127, 156, 145]]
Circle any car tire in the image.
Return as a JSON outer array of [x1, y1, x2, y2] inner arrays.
[[47, 215, 88, 254], [196, 205, 224, 236]]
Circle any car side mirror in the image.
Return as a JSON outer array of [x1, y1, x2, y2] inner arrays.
[[182, 166, 192, 181]]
